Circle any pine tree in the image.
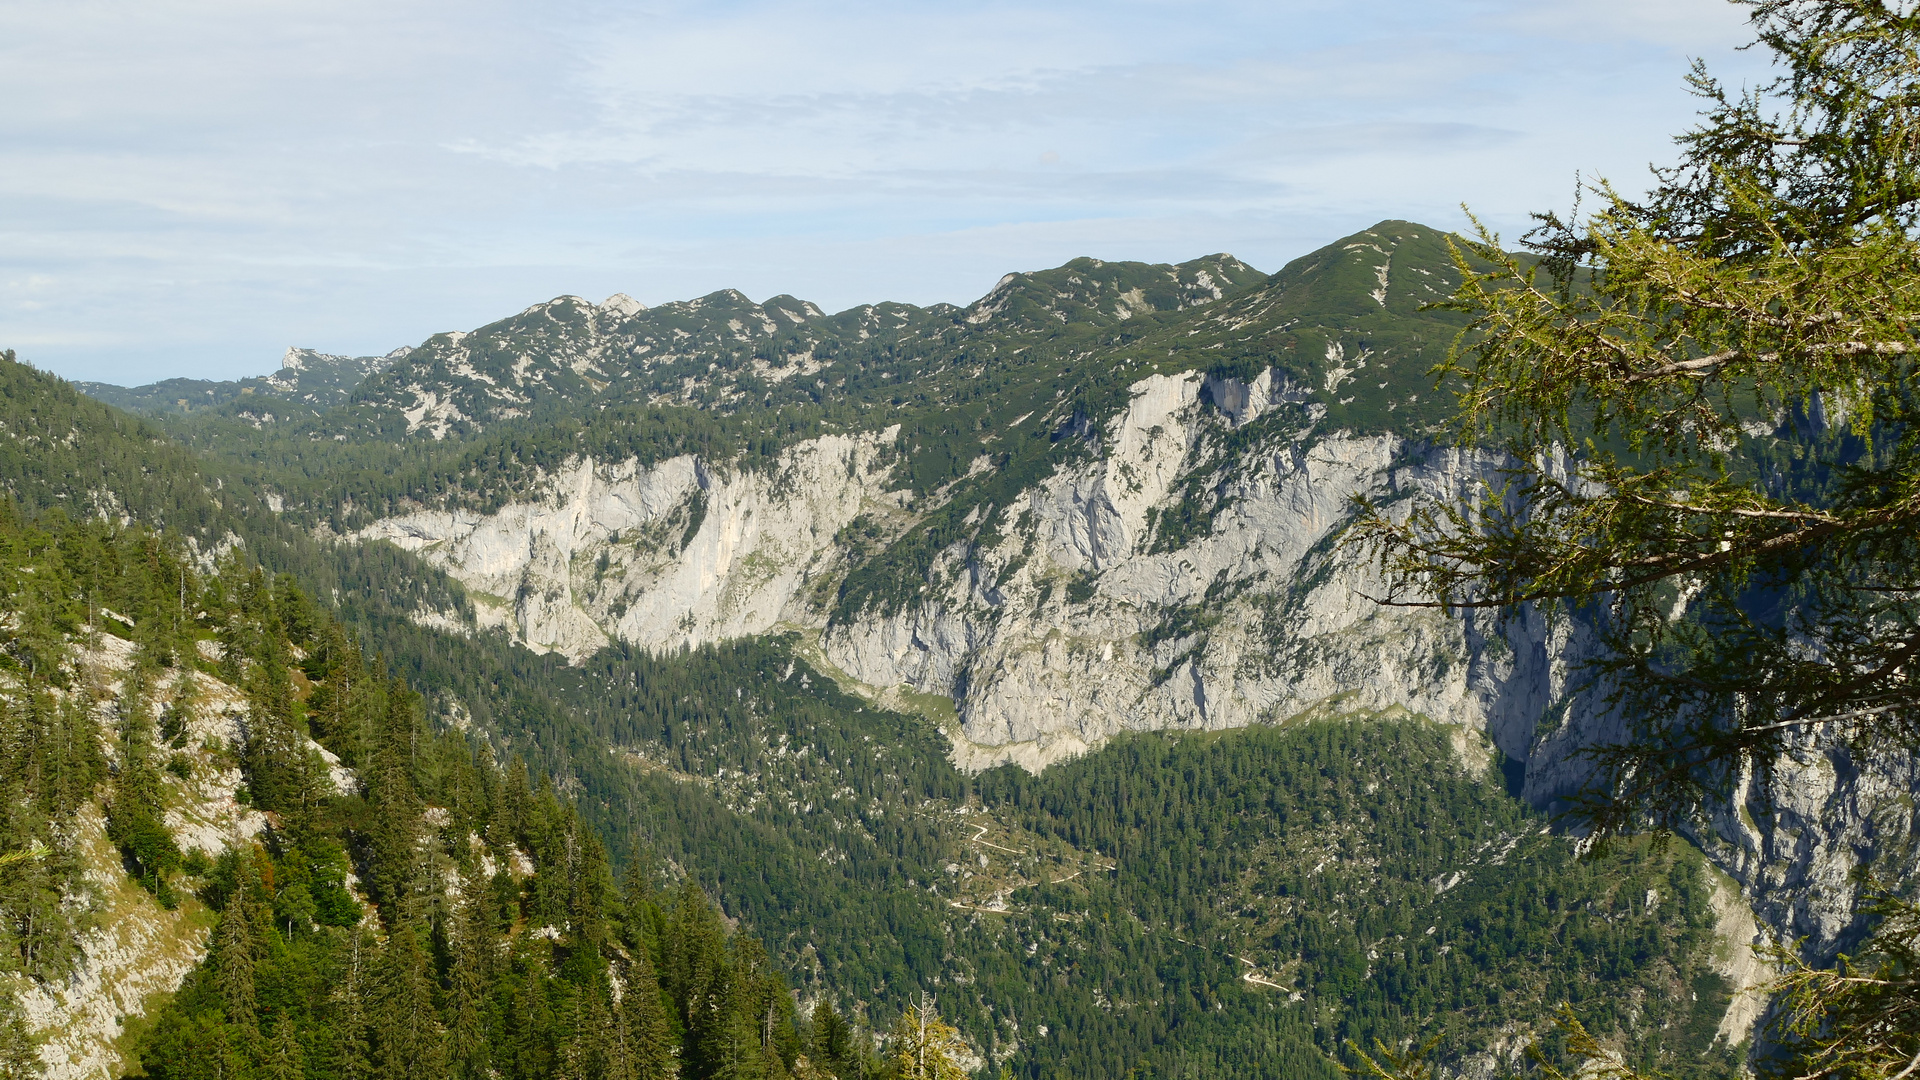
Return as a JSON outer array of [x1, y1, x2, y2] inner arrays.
[[449, 868, 495, 1080], [554, 993, 590, 1080], [597, 985, 635, 1080], [501, 755, 533, 850], [0, 987, 40, 1080], [625, 944, 675, 1080]]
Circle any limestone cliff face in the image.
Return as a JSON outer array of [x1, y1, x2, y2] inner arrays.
[[355, 368, 1581, 774], [1688, 741, 1920, 959], [356, 366, 1916, 977], [819, 371, 1580, 774], [357, 430, 897, 660]]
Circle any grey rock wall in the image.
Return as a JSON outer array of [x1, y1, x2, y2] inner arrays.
[[358, 367, 1918, 969]]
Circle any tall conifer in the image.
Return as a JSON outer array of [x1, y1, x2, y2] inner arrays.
[[625, 942, 674, 1080], [372, 923, 447, 1080], [449, 867, 495, 1080], [263, 1016, 304, 1080], [329, 931, 374, 1080], [214, 898, 256, 1033]]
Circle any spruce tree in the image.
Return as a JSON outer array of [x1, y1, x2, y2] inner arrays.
[[663, 878, 726, 1022], [506, 946, 555, 1080], [328, 931, 375, 1080], [704, 965, 770, 1080], [0, 987, 39, 1080], [563, 818, 613, 986], [365, 677, 423, 921], [372, 923, 448, 1080], [214, 897, 257, 1033], [557, 985, 624, 1080], [449, 867, 495, 1080], [808, 1002, 857, 1080], [263, 1016, 304, 1080], [624, 944, 675, 1080]]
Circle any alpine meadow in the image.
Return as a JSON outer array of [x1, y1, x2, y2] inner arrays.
[[3, 2, 1919, 1079]]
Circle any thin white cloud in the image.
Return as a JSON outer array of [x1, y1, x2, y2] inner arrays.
[[0, 0, 1766, 382]]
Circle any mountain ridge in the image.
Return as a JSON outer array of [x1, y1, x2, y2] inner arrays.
[[75, 346, 410, 419]]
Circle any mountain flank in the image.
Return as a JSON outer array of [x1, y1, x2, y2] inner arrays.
[[0, 218, 1889, 1079]]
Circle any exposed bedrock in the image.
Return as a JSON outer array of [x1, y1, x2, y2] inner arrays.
[[359, 368, 1917, 966]]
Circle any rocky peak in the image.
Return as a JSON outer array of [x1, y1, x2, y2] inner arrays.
[[599, 292, 646, 318], [962, 252, 1264, 330]]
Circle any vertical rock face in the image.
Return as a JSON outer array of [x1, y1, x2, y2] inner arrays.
[[355, 365, 1917, 964], [817, 371, 1574, 773], [357, 368, 1578, 773], [1687, 742, 1920, 958], [357, 430, 898, 660]]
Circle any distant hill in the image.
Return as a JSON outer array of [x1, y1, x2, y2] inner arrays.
[[0, 350, 229, 542], [76, 345, 409, 419]]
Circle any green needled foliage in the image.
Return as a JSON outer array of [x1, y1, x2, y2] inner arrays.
[[1765, 890, 1920, 1080], [1355, 0, 1920, 842], [0, 466, 831, 1080], [886, 1001, 970, 1080], [1350, 4, 1920, 1079]]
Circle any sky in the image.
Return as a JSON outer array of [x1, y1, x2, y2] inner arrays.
[[2, 0, 1771, 385]]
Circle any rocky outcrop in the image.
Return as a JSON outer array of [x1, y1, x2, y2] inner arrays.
[[357, 365, 1916, 977], [1692, 738, 1920, 959], [817, 371, 1575, 774], [358, 367, 1577, 773], [358, 430, 898, 660], [8, 632, 316, 1080]]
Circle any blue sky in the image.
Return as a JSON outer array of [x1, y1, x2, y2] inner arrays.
[[3, 0, 1768, 384]]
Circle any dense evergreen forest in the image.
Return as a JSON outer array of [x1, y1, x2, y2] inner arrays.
[[0, 502, 880, 1080], [577, 644, 1740, 1080], [26, 3, 1920, 1069]]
